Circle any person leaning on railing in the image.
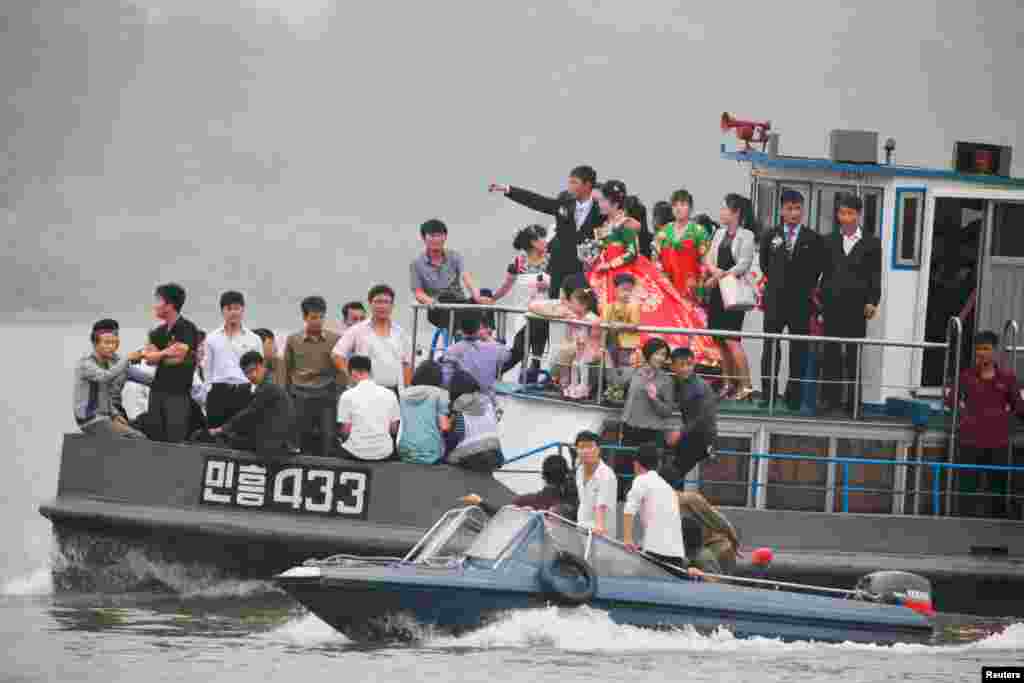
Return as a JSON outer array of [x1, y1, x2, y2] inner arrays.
[[945, 329, 1024, 518]]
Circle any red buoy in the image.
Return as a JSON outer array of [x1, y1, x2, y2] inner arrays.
[[751, 547, 774, 566]]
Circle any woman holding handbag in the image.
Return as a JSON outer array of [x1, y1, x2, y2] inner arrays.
[[704, 194, 757, 400]]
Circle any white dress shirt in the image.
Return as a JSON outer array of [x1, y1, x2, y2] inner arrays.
[[574, 198, 593, 228], [337, 378, 400, 461], [203, 325, 262, 387], [576, 460, 618, 539], [624, 469, 685, 558], [841, 226, 863, 256], [333, 319, 411, 389]]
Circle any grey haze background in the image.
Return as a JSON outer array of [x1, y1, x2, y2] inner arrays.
[[4, 0, 1023, 328]]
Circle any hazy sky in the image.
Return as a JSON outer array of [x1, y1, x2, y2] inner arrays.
[[4, 0, 1023, 328]]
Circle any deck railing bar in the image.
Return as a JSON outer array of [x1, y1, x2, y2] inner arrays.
[[411, 303, 951, 351], [945, 317, 963, 515], [1003, 320, 1019, 512]]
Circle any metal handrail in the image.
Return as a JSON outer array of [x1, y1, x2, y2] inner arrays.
[[414, 302, 949, 351], [499, 440, 1023, 516], [944, 317, 963, 515]]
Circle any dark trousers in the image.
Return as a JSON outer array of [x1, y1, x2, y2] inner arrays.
[[956, 446, 1009, 518], [618, 425, 662, 500], [206, 383, 253, 429], [762, 306, 810, 405], [222, 433, 289, 456], [148, 390, 192, 443], [502, 320, 550, 377], [291, 388, 338, 458], [823, 311, 867, 408], [663, 432, 713, 487]]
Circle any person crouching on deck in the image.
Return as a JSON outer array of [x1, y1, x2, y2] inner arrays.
[[73, 318, 146, 439], [676, 491, 740, 574], [208, 351, 293, 454], [623, 446, 702, 578]]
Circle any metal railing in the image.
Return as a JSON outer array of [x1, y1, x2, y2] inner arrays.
[[410, 300, 963, 433], [496, 440, 1024, 518]]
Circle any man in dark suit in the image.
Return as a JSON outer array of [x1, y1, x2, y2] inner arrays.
[[820, 192, 882, 414], [759, 190, 825, 410], [489, 165, 603, 297]]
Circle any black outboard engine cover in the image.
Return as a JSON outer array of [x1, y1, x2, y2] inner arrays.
[[854, 571, 935, 617]]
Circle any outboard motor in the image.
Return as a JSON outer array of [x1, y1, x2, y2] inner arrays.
[[854, 571, 935, 617]]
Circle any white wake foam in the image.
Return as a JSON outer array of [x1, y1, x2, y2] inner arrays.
[[264, 613, 349, 646], [1, 567, 53, 596], [430, 606, 1024, 653]]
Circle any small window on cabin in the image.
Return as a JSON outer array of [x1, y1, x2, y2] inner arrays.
[[894, 190, 924, 268], [861, 188, 884, 238], [991, 203, 1024, 259]]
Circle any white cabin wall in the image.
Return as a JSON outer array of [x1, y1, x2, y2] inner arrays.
[[874, 179, 926, 403]]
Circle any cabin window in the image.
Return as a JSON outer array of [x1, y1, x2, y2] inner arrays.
[[893, 188, 925, 268], [861, 188, 884, 238], [991, 202, 1024, 259]]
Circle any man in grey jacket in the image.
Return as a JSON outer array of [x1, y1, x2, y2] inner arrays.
[[73, 319, 146, 438], [664, 347, 717, 486]]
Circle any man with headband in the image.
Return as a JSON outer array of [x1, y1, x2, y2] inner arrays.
[[73, 319, 146, 439]]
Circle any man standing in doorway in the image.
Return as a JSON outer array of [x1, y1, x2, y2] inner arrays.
[[820, 193, 882, 415], [143, 283, 200, 443], [760, 190, 825, 410], [489, 165, 603, 297]]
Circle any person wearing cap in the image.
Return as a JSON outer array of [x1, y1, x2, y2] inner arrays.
[[73, 319, 146, 439], [208, 351, 294, 454]]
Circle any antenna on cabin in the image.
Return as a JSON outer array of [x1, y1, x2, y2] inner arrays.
[[884, 138, 896, 165]]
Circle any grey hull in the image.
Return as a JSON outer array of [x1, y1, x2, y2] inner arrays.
[[40, 435, 515, 583]]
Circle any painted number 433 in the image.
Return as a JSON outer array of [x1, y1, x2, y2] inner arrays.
[[271, 468, 367, 515]]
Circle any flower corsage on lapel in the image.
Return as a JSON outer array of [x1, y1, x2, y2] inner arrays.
[[771, 235, 784, 250]]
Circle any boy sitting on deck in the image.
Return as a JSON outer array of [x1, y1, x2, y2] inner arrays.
[[73, 319, 146, 439]]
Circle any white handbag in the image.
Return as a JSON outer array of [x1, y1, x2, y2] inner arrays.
[[719, 273, 756, 311]]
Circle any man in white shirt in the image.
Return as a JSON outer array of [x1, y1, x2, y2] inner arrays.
[[623, 446, 689, 570], [203, 291, 263, 428], [337, 355, 400, 461], [574, 430, 618, 539], [333, 284, 412, 396]]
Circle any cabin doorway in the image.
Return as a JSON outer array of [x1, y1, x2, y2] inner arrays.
[[921, 198, 985, 387]]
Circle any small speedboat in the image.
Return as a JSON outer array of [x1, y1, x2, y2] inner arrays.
[[275, 506, 936, 644]]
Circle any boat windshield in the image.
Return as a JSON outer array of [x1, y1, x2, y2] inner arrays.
[[465, 507, 533, 560], [404, 506, 491, 564]]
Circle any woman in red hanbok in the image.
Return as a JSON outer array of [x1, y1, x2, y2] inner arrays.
[[582, 180, 719, 367]]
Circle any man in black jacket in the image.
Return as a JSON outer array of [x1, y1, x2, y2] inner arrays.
[[820, 193, 882, 414], [759, 190, 825, 410], [489, 165, 603, 297], [210, 351, 294, 454]]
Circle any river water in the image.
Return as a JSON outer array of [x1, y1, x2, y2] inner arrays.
[[1, 322, 1021, 682]]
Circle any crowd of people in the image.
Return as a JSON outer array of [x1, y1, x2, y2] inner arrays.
[[71, 162, 1022, 518]]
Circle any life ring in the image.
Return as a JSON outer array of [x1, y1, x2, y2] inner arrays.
[[538, 550, 598, 605]]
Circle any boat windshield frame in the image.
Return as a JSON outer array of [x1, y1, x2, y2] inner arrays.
[[403, 505, 492, 565], [406, 506, 680, 580]]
